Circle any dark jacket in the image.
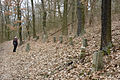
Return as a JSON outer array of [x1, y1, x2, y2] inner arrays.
[[13, 38, 18, 46]]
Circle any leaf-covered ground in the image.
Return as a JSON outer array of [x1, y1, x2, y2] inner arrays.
[[0, 21, 120, 80]]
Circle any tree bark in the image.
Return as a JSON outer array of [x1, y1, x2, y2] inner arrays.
[[54, 0, 56, 27], [41, 0, 47, 35], [71, 0, 75, 33], [0, 0, 4, 42], [57, 0, 62, 19], [89, 0, 96, 27], [62, 0, 68, 36], [100, 0, 112, 51], [17, 0, 22, 45], [26, 0, 30, 40], [77, 0, 85, 36], [31, 0, 36, 38]]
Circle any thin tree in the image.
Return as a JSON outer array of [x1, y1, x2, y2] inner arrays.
[[0, 0, 4, 42], [57, 0, 62, 19], [53, 0, 56, 28], [3, 0, 10, 40], [71, 0, 75, 33], [89, 0, 96, 27], [17, 0, 22, 45], [31, 0, 36, 38], [100, 0, 112, 51], [26, 0, 30, 40]]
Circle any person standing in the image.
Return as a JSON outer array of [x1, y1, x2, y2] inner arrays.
[[13, 36, 18, 52]]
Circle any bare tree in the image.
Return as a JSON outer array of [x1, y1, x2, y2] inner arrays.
[[62, 0, 68, 35], [77, 0, 85, 36], [17, 0, 22, 45], [31, 0, 36, 38], [100, 0, 112, 52], [41, 0, 47, 35], [0, 0, 4, 42]]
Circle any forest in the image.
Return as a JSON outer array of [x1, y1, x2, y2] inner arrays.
[[0, 0, 120, 80]]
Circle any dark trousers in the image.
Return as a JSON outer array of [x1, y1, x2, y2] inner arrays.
[[13, 45, 17, 52]]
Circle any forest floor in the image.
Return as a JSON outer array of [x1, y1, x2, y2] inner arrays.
[[0, 21, 120, 80]]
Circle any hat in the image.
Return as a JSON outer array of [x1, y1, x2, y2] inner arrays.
[[14, 36, 17, 38]]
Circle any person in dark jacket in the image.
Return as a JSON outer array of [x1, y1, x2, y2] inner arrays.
[[13, 36, 18, 52]]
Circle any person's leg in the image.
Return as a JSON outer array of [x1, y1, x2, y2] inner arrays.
[[13, 45, 17, 52], [13, 45, 15, 52], [15, 45, 17, 52]]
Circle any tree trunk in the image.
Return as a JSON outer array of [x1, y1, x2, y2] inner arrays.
[[77, 0, 85, 36], [0, 0, 4, 42], [54, 0, 56, 27], [100, 0, 112, 52], [71, 0, 75, 33], [89, 0, 96, 27], [17, 0, 22, 45], [4, 6, 10, 40], [57, 0, 62, 19], [41, 0, 47, 36], [62, 0, 68, 36], [26, 0, 30, 40], [31, 0, 36, 38]]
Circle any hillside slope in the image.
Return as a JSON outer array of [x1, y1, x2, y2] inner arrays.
[[0, 21, 120, 80]]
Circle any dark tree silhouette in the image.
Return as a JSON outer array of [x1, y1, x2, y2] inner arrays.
[[101, 0, 112, 51]]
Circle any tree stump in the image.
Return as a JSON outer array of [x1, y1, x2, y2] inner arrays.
[[53, 36, 56, 43], [59, 36, 63, 43], [93, 50, 104, 71], [69, 36, 73, 46], [26, 43, 30, 52], [79, 46, 86, 59], [36, 36, 39, 40], [82, 38, 88, 47], [42, 34, 48, 43]]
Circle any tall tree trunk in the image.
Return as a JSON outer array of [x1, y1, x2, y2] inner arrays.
[[62, 0, 68, 36], [17, 0, 22, 45], [57, 0, 62, 19], [4, 6, 10, 40], [41, 0, 47, 35], [0, 0, 4, 42], [7, 7, 10, 40], [89, 0, 96, 27], [77, 0, 85, 36], [100, 0, 112, 51], [54, 0, 56, 27], [31, 0, 36, 38], [26, 0, 30, 40], [71, 0, 75, 33]]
